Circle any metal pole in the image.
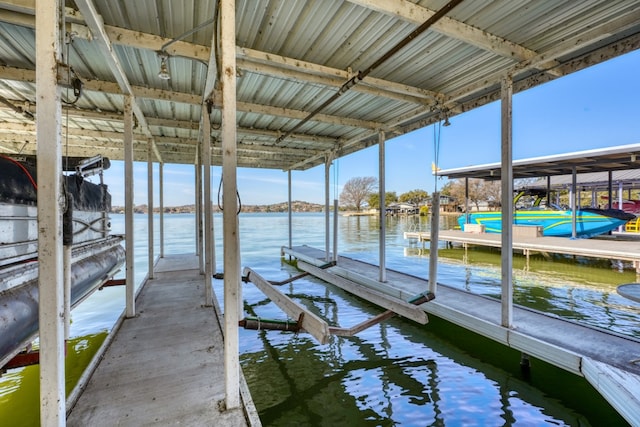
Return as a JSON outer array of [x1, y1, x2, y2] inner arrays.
[[36, 1, 65, 422], [159, 162, 164, 258], [464, 177, 469, 222], [288, 170, 292, 250], [571, 167, 577, 239], [195, 156, 204, 273], [325, 157, 331, 262], [546, 176, 551, 208], [124, 95, 135, 318], [500, 75, 513, 328], [221, 0, 240, 409], [203, 103, 213, 306], [333, 199, 338, 263], [378, 130, 386, 282], [608, 171, 613, 209], [618, 181, 624, 232], [429, 192, 440, 295], [147, 140, 154, 279]]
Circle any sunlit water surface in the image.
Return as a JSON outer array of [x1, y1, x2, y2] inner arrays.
[[1, 213, 638, 426]]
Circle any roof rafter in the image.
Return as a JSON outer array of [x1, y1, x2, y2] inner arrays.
[[347, 0, 562, 76]]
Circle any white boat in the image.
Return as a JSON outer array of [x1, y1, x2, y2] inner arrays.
[[0, 155, 125, 369]]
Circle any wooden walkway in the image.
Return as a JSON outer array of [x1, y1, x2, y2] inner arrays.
[[405, 229, 640, 273], [283, 245, 640, 426], [67, 254, 260, 427]]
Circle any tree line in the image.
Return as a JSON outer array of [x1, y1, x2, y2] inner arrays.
[[339, 176, 431, 212], [339, 176, 504, 212]]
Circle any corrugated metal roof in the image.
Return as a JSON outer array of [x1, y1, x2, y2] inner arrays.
[[0, 0, 638, 170], [438, 143, 640, 180]]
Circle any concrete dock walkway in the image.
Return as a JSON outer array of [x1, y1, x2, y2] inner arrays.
[[67, 254, 259, 426]]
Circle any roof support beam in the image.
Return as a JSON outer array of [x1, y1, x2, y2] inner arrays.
[[73, 0, 161, 162], [347, 0, 562, 75]]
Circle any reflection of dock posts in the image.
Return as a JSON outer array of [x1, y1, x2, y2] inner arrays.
[[463, 242, 468, 264], [524, 249, 530, 272]]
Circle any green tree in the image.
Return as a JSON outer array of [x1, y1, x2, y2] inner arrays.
[[399, 189, 429, 205], [340, 176, 378, 211], [368, 191, 398, 209]]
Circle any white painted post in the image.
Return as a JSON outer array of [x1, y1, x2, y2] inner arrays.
[[124, 95, 135, 318], [429, 192, 440, 295], [288, 170, 292, 250], [325, 157, 331, 262], [333, 199, 338, 263], [571, 167, 577, 239], [221, 0, 240, 410], [378, 131, 386, 282], [36, 1, 65, 423], [203, 103, 213, 306], [500, 75, 513, 328], [147, 140, 154, 279], [618, 181, 624, 232], [159, 162, 165, 258], [195, 152, 204, 273]]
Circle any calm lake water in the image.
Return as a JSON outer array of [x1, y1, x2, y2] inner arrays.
[[1, 212, 638, 426]]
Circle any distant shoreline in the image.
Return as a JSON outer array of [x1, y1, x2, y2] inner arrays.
[[111, 200, 325, 214]]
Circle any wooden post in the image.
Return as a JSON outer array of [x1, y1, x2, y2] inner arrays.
[[221, 0, 240, 410], [36, 1, 66, 423], [124, 96, 135, 318], [571, 166, 577, 239], [500, 74, 513, 328], [378, 130, 386, 282]]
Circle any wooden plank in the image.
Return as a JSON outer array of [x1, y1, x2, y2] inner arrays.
[[243, 267, 331, 345], [298, 261, 428, 325]]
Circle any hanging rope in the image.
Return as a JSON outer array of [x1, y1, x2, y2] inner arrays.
[[432, 120, 442, 193]]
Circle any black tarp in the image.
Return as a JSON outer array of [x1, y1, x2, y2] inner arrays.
[[0, 155, 111, 212]]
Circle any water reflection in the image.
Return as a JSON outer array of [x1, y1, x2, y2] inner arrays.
[[237, 267, 605, 426], [234, 212, 635, 425], [402, 244, 640, 338]]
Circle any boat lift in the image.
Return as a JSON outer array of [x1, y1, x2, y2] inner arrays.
[[241, 265, 434, 344]]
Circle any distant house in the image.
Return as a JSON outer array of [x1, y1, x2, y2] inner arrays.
[[436, 195, 457, 212], [386, 202, 419, 215]]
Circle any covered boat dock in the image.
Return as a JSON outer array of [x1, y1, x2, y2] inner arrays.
[[0, 1, 639, 425]]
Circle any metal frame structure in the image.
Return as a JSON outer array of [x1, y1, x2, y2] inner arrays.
[[5, 1, 640, 424]]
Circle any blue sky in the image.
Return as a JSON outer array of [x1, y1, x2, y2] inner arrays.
[[102, 49, 640, 207]]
